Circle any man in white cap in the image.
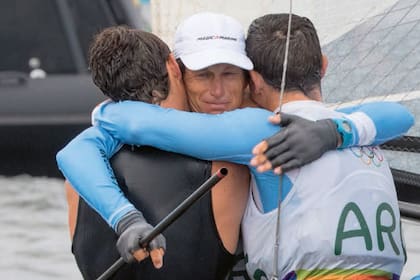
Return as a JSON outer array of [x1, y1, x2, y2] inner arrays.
[[172, 12, 254, 114]]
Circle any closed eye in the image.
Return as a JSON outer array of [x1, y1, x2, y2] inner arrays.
[[196, 72, 211, 78]]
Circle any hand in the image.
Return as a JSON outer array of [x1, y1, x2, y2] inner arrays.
[[250, 113, 339, 174], [116, 210, 166, 269]]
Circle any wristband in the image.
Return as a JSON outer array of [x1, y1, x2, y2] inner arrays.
[[333, 119, 354, 149]]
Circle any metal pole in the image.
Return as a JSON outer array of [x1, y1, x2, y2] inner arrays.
[[96, 167, 228, 280]]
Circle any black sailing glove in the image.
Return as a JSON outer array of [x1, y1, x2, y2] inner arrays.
[[116, 210, 166, 263], [265, 113, 340, 172]]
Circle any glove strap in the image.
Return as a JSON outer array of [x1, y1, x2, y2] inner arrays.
[[333, 118, 354, 149], [116, 210, 145, 235]]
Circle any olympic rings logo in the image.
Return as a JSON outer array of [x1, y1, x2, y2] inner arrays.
[[349, 146, 384, 167]]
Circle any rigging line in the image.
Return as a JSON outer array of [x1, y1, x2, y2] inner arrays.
[[277, 3, 293, 113], [272, 2, 293, 280]]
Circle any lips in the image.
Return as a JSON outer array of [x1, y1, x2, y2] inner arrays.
[[205, 102, 230, 113]]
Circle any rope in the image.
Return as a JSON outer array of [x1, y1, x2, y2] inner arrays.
[[272, 3, 293, 280]]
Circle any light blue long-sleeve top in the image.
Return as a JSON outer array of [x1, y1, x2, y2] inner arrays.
[[56, 101, 414, 229]]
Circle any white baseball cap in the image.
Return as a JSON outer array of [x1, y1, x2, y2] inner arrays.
[[173, 12, 253, 71]]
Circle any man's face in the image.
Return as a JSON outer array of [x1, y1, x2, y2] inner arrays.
[[183, 63, 248, 114]]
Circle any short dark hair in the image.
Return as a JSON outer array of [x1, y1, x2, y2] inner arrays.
[[89, 26, 170, 103], [246, 14, 322, 96]]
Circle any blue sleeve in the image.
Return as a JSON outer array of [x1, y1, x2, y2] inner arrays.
[[94, 100, 414, 160], [56, 126, 134, 230], [93, 101, 280, 165], [337, 101, 414, 145]]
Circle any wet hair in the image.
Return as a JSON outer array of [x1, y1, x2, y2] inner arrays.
[[246, 14, 322, 96], [89, 26, 170, 103]]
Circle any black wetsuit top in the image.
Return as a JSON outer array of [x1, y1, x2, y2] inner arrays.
[[72, 146, 235, 280]]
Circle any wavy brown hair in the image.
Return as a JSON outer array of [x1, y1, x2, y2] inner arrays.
[[89, 26, 170, 103]]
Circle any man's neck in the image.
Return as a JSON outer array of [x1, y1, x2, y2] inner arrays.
[[271, 88, 322, 111], [268, 90, 309, 111], [240, 90, 259, 108]]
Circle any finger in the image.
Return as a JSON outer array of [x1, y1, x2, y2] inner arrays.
[[270, 151, 295, 169], [268, 114, 281, 124], [256, 161, 273, 173], [266, 129, 288, 149], [279, 159, 302, 173], [279, 113, 302, 126], [273, 166, 283, 175], [150, 248, 165, 269], [148, 234, 166, 251], [265, 141, 290, 161], [250, 154, 269, 167], [133, 248, 149, 262], [252, 141, 268, 155]]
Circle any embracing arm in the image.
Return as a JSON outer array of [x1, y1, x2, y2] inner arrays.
[[336, 101, 414, 145], [57, 125, 168, 264], [93, 100, 413, 163], [56, 126, 134, 229], [84, 100, 413, 213], [251, 101, 414, 172], [93, 101, 278, 164]]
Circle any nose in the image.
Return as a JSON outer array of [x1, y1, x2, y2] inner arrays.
[[209, 76, 224, 98]]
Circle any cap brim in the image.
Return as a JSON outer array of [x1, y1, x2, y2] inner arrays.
[[180, 49, 253, 71]]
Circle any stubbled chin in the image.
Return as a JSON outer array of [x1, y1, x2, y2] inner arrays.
[[209, 110, 225, 114]]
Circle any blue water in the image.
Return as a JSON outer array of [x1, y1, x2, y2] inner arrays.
[[0, 176, 80, 280]]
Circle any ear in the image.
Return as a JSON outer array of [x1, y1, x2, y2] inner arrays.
[[166, 53, 182, 80], [249, 70, 264, 95], [320, 54, 328, 79]]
